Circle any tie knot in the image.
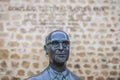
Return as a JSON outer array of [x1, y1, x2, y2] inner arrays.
[[57, 73, 64, 80]]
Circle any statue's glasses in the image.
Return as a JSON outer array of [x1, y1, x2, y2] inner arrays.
[[46, 40, 70, 48]]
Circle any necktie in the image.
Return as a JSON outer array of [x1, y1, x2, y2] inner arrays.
[[57, 73, 63, 80], [48, 67, 69, 80]]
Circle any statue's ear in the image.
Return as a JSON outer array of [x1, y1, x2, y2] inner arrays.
[[44, 45, 48, 55]]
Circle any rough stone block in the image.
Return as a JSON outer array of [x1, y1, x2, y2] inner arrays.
[[87, 76, 93, 80], [11, 54, 20, 59], [0, 32, 8, 38], [22, 54, 30, 59], [1, 76, 9, 80], [17, 69, 25, 76], [32, 62, 39, 68], [111, 57, 119, 64], [110, 71, 117, 76], [0, 49, 9, 59], [85, 70, 91, 75], [0, 39, 5, 47], [101, 70, 108, 76], [27, 70, 34, 76], [74, 64, 80, 68], [77, 52, 86, 57], [1, 61, 7, 67], [8, 41, 19, 47], [96, 76, 104, 80], [84, 64, 91, 68], [0, 23, 4, 31], [25, 35, 33, 40], [11, 61, 19, 68], [16, 34, 23, 40], [22, 61, 30, 69], [11, 77, 20, 80], [0, 13, 10, 20]]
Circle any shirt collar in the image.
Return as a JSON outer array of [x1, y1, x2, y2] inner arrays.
[[48, 67, 69, 80]]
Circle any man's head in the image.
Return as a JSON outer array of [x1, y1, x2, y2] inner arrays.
[[44, 30, 70, 64]]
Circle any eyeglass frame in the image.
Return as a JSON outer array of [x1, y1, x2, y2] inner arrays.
[[46, 39, 70, 48]]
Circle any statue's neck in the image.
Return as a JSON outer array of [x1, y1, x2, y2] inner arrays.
[[49, 61, 66, 72]]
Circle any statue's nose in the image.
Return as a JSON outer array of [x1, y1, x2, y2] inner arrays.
[[59, 43, 63, 50]]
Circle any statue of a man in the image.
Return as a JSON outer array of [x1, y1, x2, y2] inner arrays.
[[27, 30, 82, 80]]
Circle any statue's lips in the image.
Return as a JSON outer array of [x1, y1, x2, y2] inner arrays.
[[56, 54, 66, 57]]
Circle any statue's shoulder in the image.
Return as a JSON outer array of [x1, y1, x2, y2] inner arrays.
[[25, 68, 49, 80], [67, 69, 82, 80]]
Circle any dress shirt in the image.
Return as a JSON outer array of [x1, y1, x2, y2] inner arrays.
[[48, 67, 69, 80]]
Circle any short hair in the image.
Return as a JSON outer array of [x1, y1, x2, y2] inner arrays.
[[44, 30, 69, 55], [45, 30, 69, 46]]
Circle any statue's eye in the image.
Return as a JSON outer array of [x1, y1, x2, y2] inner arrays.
[[62, 41, 69, 47], [51, 41, 59, 47]]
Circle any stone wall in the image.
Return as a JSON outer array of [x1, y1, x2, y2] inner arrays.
[[0, 0, 120, 80]]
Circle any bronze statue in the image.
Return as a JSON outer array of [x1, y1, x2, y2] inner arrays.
[[27, 30, 82, 80]]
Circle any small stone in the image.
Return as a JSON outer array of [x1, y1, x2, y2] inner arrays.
[[74, 64, 80, 68], [35, 35, 42, 40], [101, 64, 109, 69], [101, 70, 108, 76], [6, 70, 13, 75], [67, 64, 72, 68], [0, 13, 10, 20], [110, 71, 117, 76], [12, 14, 22, 20], [88, 76, 93, 80], [107, 53, 113, 56], [32, 42, 41, 47], [76, 46, 85, 51], [91, 58, 96, 63], [11, 77, 20, 80], [93, 65, 98, 69], [78, 69, 83, 74], [0, 39, 4, 47], [75, 58, 80, 62], [25, 35, 33, 40], [80, 76, 85, 80], [1, 76, 9, 80], [16, 34, 23, 40], [32, 62, 39, 68], [20, 28, 27, 33], [117, 77, 120, 80], [7, 27, 17, 32], [111, 57, 119, 64], [27, 71, 34, 76], [0, 49, 9, 59], [107, 40, 113, 45], [0, 32, 8, 38], [22, 54, 30, 59], [22, 42, 29, 47], [85, 70, 91, 75], [17, 69, 25, 76], [84, 64, 91, 68], [1, 61, 7, 67], [96, 76, 104, 80], [83, 58, 88, 63], [22, 61, 30, 69], [43, 61, 48, 67], [8, 41, 19, 47], [11, 61, 19, 68], [77, 52, 86, 57], [0, 23, 4, 31], [11, 54, 20, 59], [98, 48, 103, 51], [107, 77, 115, 80], [0, 0, 10, 2]]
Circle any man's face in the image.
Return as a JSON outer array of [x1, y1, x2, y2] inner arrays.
[[47, 31, 70, 64]]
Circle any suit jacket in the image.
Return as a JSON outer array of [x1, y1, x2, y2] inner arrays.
[[26, 67, 82, 80]]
